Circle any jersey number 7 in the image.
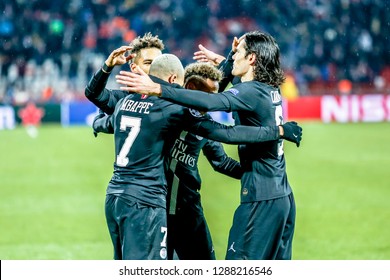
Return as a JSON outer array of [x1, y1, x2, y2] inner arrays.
[[116, 116, 141, 167]]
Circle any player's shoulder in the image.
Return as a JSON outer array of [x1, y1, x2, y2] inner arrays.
[[111, 89, 130, 100], [155, 99, 187, 121], [179, 108, 209, 127], [158, 97, 183, 110], [241, 81, 277, 95], [223, 80, 264, 97], [186, 108, 206, 118], [241, 80, 274, 91]]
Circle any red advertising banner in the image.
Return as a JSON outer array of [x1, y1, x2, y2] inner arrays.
[[286, 94, 390, 123], [285, 96, 322, 121]]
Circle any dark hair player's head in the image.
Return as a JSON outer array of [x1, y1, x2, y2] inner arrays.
[[184, 62, 222, 93], [243, 31, 285, 87], [128, 32, 165, 74]]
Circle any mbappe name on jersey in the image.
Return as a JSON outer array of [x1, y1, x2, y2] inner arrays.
[[170, 139, 196, 167], [120, 99, 154, 114]]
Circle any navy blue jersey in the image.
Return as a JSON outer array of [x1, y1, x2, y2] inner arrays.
[[160, 81, 291, 202], [166, 117, 243, 214], [107, 92, 189, 208], [168, 114, 242, 192]]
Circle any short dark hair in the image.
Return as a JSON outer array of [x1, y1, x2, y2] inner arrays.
[[184, 62, 222, 85], [244, 31, 285, 87], [129, 32, 164, 63]]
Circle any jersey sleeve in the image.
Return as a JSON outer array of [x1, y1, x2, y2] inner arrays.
[[161, 85, 232, 112], [218, 50, 235, 92], [160, 82, 256, 113], [202, 140, 243, 179], [93, 114, 114, 134], [85, 67, 127, 114], [188, 117, 280, 144]]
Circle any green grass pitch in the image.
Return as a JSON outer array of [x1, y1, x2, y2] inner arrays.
[[0, 122, 389, 260]]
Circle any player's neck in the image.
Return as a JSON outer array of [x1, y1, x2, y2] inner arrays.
[[241, 72, 254, 82], [240, 66, 255, 82]]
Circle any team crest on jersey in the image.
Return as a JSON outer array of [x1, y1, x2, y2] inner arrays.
[[228, 88, 239, 95], [160, 247, 167, 259], [189, 109, 202, 118]]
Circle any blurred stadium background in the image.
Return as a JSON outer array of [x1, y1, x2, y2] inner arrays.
[[1, 0, 390, 259]]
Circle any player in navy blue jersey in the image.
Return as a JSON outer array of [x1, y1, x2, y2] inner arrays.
[[169, 46, 243, 260], [86, 51, 301, 260], [164, 62, 238, 260], [115, 31, 302, 260]]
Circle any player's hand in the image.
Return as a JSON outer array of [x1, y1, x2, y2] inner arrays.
[[193, 44, 226, 66], [280, 121, 303, 147], [92, 110, 106, 137], [116, 66, 162, 96], [232, 35, 245, 52], [105, 46, 134, 67]]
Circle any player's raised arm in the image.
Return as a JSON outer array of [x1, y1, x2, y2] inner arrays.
[[104, 46, 134, 68], [85, 46, 135, 114]]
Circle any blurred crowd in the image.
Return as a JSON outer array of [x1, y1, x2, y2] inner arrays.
[[1, 0, 390, 104]]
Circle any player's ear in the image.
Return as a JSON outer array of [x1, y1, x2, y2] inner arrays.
[[185, 76, 211, 92], [248, 53, 256, 65], [130, 63, 137, 72], [168, 74, 177, 84], [185, 79, 197, 90]]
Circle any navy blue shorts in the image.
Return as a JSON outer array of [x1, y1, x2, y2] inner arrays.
[[225, 193, 296, 260], [167, 193, 215, 260], [105, 194, 168, 260]]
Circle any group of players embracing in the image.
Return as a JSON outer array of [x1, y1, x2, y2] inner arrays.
[[85, 31, 303, 260]]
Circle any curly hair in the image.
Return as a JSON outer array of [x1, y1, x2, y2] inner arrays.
[[243, 31, 285, 87], [129, 32, 165, 63], [184, 62, 223, 85]]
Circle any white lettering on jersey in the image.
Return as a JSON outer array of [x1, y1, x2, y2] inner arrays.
[[120, 99, 154, 114], [170, 138, 196, 167], [270, 90, 282, 103]]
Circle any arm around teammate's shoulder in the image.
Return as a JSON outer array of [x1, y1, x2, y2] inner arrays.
[[189, 118, 280, 144]]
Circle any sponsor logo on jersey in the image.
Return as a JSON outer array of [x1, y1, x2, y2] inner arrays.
[[228, 88, 240, 95], [141, 94, 148, 99], [189, 109, 202, 118], [170, 139, 196, 167], [242, 188, 248, 196]]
